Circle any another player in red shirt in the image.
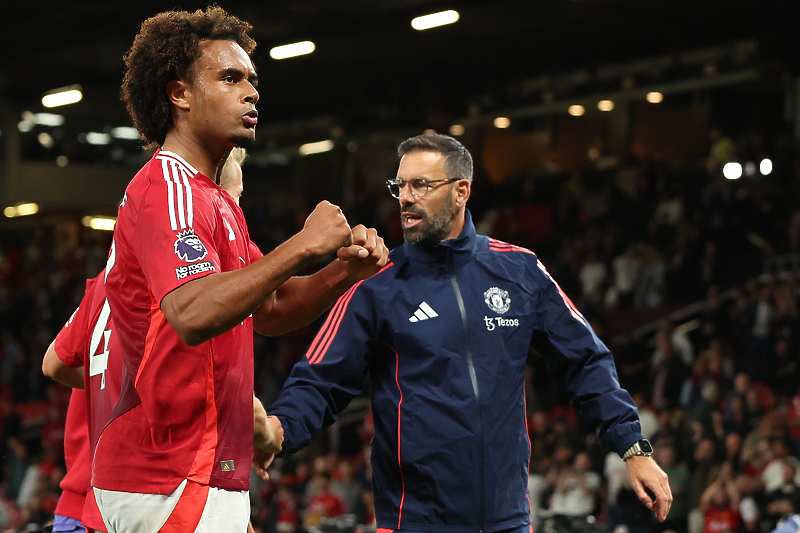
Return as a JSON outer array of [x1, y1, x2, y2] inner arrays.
[[43, 273, 119, 533], [90, 13, 387, 526]]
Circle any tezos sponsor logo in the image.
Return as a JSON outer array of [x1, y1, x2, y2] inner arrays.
[[484, 316, 519, 331], [174, 229, 208, 262], [484, 287, 510, 314]]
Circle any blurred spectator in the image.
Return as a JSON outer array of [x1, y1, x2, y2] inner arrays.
[[548, 452, 601, 519], [303, 471, 346, 530], [699, 464, 740, 533], [764, 463, 800, 531]]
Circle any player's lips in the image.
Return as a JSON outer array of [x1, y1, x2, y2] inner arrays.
[[242, 110, 258, 126]]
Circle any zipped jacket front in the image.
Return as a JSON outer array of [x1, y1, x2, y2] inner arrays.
[[270, 211, 643, 533]]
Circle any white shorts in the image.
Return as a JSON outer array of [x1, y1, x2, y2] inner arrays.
[[95, 479, 249, 533]]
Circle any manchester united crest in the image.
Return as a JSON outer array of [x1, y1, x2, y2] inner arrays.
[[484, 287, 510, 314]]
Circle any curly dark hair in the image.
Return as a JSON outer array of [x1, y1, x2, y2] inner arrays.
[[121, 5, 256, 148]]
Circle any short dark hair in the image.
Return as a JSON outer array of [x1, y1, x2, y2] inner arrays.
[[397, 134, 473, 183], [121, 5, 256, 148]]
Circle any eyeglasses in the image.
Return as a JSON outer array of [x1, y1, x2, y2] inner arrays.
[[386, 177, 459, 199]]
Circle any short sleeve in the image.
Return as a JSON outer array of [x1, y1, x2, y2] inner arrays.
[[54, 278, 98, 368], [248, 240, 263, 262], [133, 168, 221, 303]]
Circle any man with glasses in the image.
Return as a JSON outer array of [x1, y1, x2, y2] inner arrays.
[[268, 133, 672, 533]]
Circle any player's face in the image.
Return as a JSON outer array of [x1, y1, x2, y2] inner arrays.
[[396, 150, 459, 246], [187, 40, 259, 148]]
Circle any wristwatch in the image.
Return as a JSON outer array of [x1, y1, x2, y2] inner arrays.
[[622, 439, 653, 461]]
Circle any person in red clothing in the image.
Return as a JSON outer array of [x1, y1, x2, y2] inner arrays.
[[43, 273, 118, 533], [90, 14, 388, 524], [700, 466, 741, 533], [42, 150, 276, 533], [303, 472, 346, 529]]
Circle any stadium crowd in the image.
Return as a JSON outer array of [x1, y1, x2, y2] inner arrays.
[[0, 126, 799, 533]]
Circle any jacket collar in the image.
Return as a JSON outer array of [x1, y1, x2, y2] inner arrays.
[[402, 210, 477, 269]]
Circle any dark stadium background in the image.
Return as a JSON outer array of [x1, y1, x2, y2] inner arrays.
[[0, 1, 800, 532]]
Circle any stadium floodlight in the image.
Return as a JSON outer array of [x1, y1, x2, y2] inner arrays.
[[4, 203, 39, 218], [270, 41, 315, 60], [493, 117, 511, 129], [111, 127, 140, 140], [42, 85, 83, 108], [568, 105, 585, 117], [760, 158, 773, 176], [646, 92, 664, 103], [723, 162, 742, 180], [598, 100, 614, 112], [411, 10, 459, 31], [299, 140, 334, 156], [82, 216, 116, 231], [85, 132, 111, 145]]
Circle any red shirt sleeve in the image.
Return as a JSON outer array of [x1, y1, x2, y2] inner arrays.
[[133, 170, 221, 303], [248, 240, 263, 261], [54, 278, 98, 368]]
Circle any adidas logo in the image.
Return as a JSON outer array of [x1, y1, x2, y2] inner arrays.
[[409, 301, 439, 322]]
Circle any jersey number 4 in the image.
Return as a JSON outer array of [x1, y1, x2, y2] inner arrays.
[[89, 299, 112, 389]]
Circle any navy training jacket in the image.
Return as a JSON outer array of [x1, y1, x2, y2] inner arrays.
[[269, 211, 643, 533]]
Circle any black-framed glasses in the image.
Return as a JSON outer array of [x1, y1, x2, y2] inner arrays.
[[386, 177, 459, 199]]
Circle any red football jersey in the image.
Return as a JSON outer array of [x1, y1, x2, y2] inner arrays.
[[93, 150, 256, 494], [53, 273, 122, 531]]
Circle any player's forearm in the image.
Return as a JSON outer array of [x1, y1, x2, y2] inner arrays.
[[42, 341, 85, 389], [253, 259, 357, 336], [161, 231, 325, 345], [253, 395, 269, 448]]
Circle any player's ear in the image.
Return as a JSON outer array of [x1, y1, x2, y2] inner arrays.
[[167, 79, 191, 111]]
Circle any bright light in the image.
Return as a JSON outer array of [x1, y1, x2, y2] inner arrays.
[[760, 158, 773, 176], [42, 85, 83, 108], [37, 132, 54, 149], [423, 129, 437, 135], [493, 117, 511, 129], [411, 10, 459, 30], [18, 121, 32, 132], [299, 139, 334, 156], [449, 124, 465, 136], [85, 132, 111, 145], [56, 156, 69, 167], [33, 113, 66, 127], [597, 100, 614, 112], [568, 105, 585, 117], [82, 216, 116, 231], [723, 162, 742, 180], [111, 126, 140, 140], [4, 203, 39, 218], [646, 91, 664, 104], [270, 41, 315, 60]]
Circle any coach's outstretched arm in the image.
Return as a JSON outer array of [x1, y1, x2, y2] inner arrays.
[[161, 201, 353, 346], [268, 284, 375, 453]]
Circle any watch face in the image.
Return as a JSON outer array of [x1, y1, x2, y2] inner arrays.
[[640, 440, 653, 454]]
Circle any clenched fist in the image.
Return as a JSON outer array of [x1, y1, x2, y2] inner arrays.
[[337, 225, 389, 280], [300, 201, 353, 258]]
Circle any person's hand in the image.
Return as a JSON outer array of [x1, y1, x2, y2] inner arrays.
[[625, 455, 673, 522], [300, 201, 353, 258], [252, 447, 275, 482], [254, 415, 283, 455], [337, 225, 389, 280]]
